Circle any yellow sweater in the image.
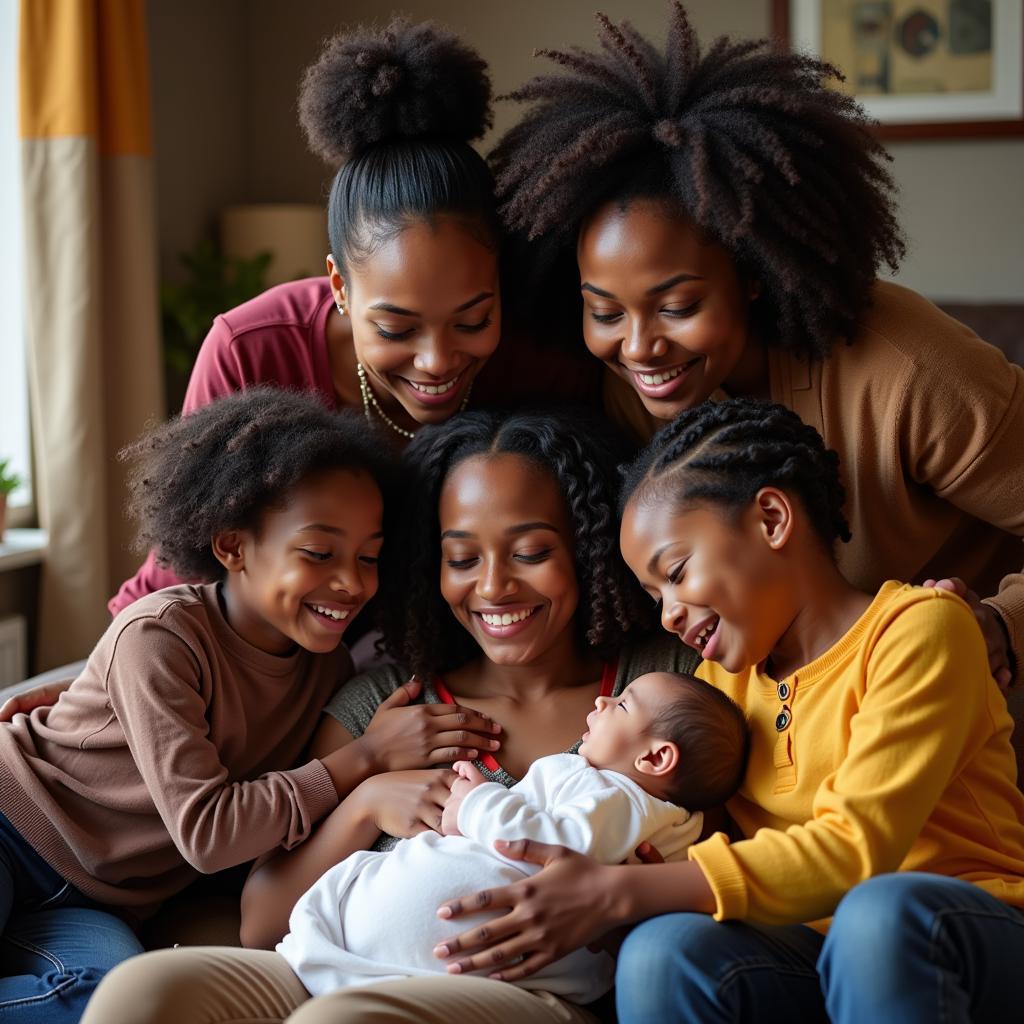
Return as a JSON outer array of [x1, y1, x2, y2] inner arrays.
[[605, 282, 1024, 683], [689, 582, 1024, 928]]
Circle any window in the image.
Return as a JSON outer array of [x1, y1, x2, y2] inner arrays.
[[0, 0, 32, 523]]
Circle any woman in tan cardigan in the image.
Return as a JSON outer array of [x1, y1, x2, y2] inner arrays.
[[491, 3, 1023, 691]]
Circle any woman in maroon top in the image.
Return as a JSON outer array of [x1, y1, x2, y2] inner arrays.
[[109, 17, 597, 617]]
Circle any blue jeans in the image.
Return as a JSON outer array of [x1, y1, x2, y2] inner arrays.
[[0, 810, 144, 1022], [616, 872, 1024, 1023]]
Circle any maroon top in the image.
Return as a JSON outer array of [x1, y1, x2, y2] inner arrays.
[[110, 278, 600, 616]]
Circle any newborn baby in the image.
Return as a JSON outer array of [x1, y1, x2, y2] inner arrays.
[[278, 671, 749, 1005]]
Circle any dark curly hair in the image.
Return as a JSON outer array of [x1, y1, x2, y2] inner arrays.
[[122, 387, 396, 581], [490, 2, 905, 359], [650, 673, 749, 809], [298, 17, 500, 275], [379, 409, 652, 679], [621, 398, 851, 551]]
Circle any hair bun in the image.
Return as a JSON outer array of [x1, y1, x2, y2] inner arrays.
[[299, 18, 493, 165]]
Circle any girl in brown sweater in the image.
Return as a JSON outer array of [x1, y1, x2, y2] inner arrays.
[[0, 388, 414, 1023]]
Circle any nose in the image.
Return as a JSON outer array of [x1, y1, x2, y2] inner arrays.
[[593, 694, 612, 711], [621, 316, 668, 363], [413, 339, 459, 379], [476, 556, 515, 602], [330, 556, 365, 600], [660, 597, 686, 636]]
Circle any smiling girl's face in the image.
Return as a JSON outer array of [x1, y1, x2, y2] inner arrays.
[[577, 198, 760, 420], [438, 453, 580, 667], [620, 491, 794, 674], [332, 216, 501, 432]]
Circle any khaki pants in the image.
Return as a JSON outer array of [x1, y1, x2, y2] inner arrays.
[[80, 946, 600, 1024]]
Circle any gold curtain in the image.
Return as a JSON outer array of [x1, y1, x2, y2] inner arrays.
[[20, 0, 163, 669]]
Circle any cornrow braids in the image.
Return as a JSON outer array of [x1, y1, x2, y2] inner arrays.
[[378, 409, 652, 679], [621, 398, 851, 550], [122, 387, 396, 581], [491, 1, 905, 359]]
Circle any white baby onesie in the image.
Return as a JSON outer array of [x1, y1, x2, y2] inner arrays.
[[278, 752, 702, 1005]]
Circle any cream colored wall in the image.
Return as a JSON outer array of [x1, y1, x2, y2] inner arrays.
[[149, 0, 1023, 302]]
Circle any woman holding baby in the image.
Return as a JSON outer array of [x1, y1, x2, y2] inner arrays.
[[63, 3, 1024, 1022]]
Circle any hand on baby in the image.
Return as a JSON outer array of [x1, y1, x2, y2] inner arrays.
[[440, 760, 486, 836]]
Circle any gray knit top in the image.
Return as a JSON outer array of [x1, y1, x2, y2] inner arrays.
[[323, 632, 699, 851]]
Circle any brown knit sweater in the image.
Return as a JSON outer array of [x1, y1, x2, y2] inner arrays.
[[605, 281, 1024, 682], [0, 584, 345, 916]]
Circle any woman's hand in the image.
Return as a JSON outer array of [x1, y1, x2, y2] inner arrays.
[[360, 679, 502, 771], [440, 760, 487, 836], [924, 578, 1014, 688], [353, 769, 457, 839], [0, 680, 72, 722], [433, 839, 621, 982]]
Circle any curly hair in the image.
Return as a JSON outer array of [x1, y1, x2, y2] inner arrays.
[[622, 397, 851, 550], [490, 2, 905, 359], [298, 17, 500, 275], [378, 409, 653, 679], [122, 387, 396, 581]]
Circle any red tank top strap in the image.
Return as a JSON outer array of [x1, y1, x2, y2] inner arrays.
[[600, 659, 618, 697], [432, 677, 501, 772]]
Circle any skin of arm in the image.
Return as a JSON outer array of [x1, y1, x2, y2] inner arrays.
[[240, 788, 379, 949], [241, 767, 457, 948], [0, 679, 74, 722]]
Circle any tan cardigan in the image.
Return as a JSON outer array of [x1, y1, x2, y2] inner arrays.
[[606, 281, 1024, 682]]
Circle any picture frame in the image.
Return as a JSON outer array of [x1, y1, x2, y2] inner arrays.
[[770, 1, 1024, 138]]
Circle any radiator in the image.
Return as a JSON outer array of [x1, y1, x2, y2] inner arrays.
[[0, 615, 27, 687]]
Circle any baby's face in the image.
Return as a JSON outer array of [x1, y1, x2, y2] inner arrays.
[[578, 672, 679, 774]]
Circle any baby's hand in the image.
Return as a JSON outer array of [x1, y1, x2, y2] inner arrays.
[[440, 761, 487, 836], [452, 759, 486, 788]]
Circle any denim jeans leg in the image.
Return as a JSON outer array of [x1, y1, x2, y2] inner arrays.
[[615, 912, 828, 1024], [819, 872, 1024, 1024], [0, 904, 144, 1023]]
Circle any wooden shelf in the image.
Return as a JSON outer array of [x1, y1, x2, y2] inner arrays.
[[0, 528, 47, 572]]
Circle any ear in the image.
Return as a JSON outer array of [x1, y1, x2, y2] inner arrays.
[[634, 738, 680, 782], [326, 254, 347, 310], [752, 486, 794, 551], [211, 530, 247, 574]]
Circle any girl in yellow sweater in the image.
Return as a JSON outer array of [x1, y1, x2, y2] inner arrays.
[[433, 398, 1024, 1023]]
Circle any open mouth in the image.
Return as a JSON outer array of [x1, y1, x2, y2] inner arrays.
[[629, 356, 701, 398], [400, 372, 464, 407], [305, 602, 355, 632], [683, 614, 721, 659], [474, 605, 542, 637]]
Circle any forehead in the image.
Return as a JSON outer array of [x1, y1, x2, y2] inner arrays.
[[263, 469, 382, 530], [577, 199, 733, 284], [349, 216, 498, 308], [440, 453, 568, 530], [627, 671, 684, 707]]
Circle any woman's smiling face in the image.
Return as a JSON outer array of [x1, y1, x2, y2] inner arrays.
[[577, 198, 757, 420], [340, 215, 501, 429], [439, 453, 580, 667]]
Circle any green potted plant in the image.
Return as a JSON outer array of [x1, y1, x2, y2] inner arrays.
[[161, 240, 272, 412], [0, 458, 22, 542]]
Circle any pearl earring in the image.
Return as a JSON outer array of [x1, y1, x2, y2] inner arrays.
[[336, 301, 347, 316]]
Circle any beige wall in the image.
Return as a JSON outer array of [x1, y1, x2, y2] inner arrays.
[[149, 0, 1023, 302], [147, 0, 247, 282]]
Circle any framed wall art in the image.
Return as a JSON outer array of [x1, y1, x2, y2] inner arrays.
[[771, 0, 1024, 138]]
